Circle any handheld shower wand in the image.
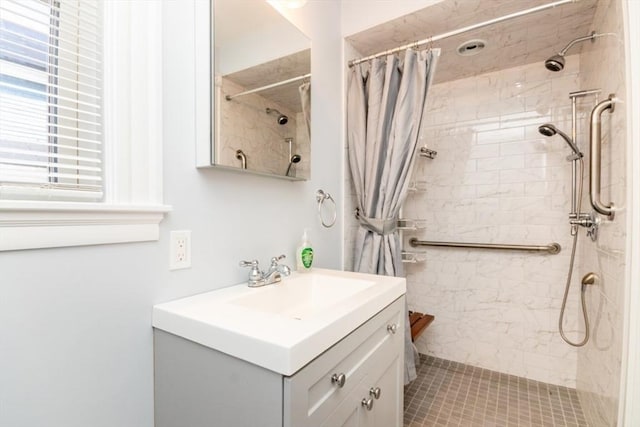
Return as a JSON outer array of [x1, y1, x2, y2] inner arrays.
[[538, 124, 582, 157], [283, 137, 301, 176], [285, 154, 301, 177], [235, 149, 247, 169]]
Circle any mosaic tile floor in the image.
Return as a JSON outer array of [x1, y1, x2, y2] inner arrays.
[[404, 355, 588, 427]]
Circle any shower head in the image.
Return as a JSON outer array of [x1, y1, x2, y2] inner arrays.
[[266, 107, 288, 125], [538, 124, 582, 157], [545, 32, 601, 72], [545, 54, 565, 72]]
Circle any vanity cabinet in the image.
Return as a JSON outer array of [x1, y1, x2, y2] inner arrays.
[[154, 296, 404, 427]]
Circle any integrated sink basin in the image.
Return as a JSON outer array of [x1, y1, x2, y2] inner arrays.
[[230, 273, 375, 320], [153, 268, 405, 375]]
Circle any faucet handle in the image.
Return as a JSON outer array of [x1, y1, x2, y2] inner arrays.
[[270, 254, 286, 265], [240, 260, 264, 286], [239, 259, 259, 268], [270, 254, 291, 277]]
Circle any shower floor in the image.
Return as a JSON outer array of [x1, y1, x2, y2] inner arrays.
[[404, 354, 588, 427]]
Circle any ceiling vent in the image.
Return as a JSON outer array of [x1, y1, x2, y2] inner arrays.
[[456, 39, 487, 56]]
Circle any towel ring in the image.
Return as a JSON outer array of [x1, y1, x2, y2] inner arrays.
[[316, 189, 337, 228]]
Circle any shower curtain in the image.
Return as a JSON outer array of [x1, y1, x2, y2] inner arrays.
[[299, 81, 311, 139], [347, 48, 438, 384]]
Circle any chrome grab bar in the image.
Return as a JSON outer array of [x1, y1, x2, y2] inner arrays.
[[589, 94, 616, 218], [409, 238, 561, 254]]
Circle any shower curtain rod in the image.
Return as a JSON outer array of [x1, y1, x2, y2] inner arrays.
[[225, 73, 311, 101], [348, 0, 579, 67]]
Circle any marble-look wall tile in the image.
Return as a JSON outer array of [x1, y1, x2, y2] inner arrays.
[[344, 9, 626, 400], [217, 78, 310, 178], [403, 58, 584, 388], [575, 0, 628, 425]]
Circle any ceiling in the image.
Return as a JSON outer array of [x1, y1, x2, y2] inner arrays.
[[225, 49, 310, 113], [346, 0, 599, 84]]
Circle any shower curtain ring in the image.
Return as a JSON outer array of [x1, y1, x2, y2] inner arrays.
[[316, 189, 337, 228], [426, 36, 434, 52]]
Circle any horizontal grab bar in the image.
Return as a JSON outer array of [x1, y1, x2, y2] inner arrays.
[[409, 238, 561, 254]]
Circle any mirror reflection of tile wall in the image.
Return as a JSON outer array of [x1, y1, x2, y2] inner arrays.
[[217, 77, 309, 179]]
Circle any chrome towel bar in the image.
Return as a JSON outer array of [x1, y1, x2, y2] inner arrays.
[[409, 238, 561, 254]]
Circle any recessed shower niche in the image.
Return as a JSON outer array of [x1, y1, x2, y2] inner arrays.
[[197, 0, 311, 180]]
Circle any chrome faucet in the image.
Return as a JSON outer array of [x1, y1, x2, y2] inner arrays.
[[239, 254, 291, 287]]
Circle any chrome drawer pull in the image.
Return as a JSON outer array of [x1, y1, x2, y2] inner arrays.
[[361, 397, 374, 411], [387, 323, 398, 334], [369, 387, 381, 399], [331, 373, 346, 388]]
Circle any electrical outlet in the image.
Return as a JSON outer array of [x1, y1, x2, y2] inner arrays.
[[170, 230, 191, 270]]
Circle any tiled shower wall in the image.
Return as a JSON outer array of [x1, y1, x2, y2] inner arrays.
[[402, 57, 586, 388], [576, 0, 628, 424], [216, 77, 310, 178], [344, 55, 591, 388]]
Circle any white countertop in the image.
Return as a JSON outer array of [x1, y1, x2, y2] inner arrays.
[[152, 268, 405, 376]]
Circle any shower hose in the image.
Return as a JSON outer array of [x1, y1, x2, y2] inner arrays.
[[559, 157, 590, 347]]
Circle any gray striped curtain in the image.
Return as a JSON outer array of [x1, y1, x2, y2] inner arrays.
[[347, 48, 438, 384]]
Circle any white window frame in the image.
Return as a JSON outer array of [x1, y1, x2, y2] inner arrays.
[[0, 1, 170, 251]]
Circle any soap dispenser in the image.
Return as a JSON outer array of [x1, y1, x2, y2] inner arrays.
[[296, 228, 313, 272]]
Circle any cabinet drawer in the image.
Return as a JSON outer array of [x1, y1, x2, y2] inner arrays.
[[284, 297, 404, 427]]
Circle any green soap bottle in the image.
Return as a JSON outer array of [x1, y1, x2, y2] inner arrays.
[[296, 228, 313, 272]]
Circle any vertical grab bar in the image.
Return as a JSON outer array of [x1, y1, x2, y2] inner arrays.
[[589, 94, 616, 218]]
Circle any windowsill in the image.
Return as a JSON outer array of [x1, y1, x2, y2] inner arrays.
[[0, 201, 172, 251]]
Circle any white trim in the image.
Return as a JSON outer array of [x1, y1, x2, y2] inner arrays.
[[0, 202, 171, 251], [0, 1, 170, 252], [621, 0, 640, 425], [103, 0, 164, 204], [194, 0, 212, 167]]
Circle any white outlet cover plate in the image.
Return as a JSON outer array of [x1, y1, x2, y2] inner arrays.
[[170, 230, 191, 270]]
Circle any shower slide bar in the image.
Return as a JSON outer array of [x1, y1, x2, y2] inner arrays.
[[409, 238, 562, 255], [349, 0, 577, 67], [225, 73, 311, 101]]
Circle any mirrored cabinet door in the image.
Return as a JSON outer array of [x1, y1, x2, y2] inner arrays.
[[211, 0, 311, 181]]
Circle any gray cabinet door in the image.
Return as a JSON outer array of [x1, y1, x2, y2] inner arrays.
[[320, 379, 366, 427], [284, 297, 403, 427], [361, 354, 403, 427]]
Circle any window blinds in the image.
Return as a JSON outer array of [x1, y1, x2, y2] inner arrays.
[[0, 0, 103, 201]]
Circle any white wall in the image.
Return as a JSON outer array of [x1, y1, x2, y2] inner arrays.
[[0, 1, 343, 426]]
